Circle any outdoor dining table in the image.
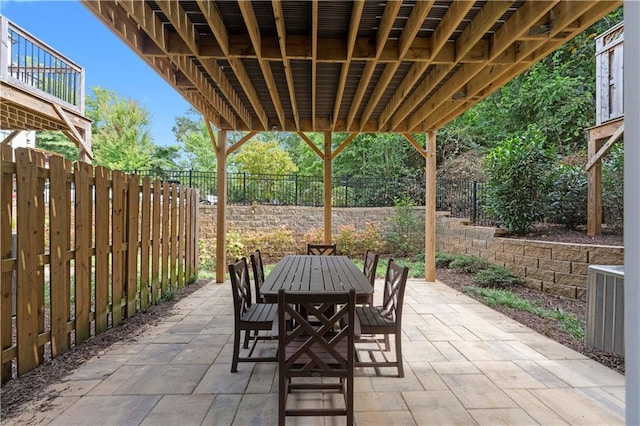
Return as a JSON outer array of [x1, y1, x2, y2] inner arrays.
[[260, 255, 374, 303]]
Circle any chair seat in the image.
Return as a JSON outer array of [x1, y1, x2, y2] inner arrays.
[[356, 306, 395, 329], [241, 303, 277, 326]]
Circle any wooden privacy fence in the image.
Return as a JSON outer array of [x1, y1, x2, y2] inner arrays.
[[0, 147, 199, 384]]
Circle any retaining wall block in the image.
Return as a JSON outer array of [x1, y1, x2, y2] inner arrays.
[[576, 288, 587, 301], [551, 245, 588, 262], [495, 251, 515, 264], [513, 254, 539, 269], [542, 282, 577, 299], [472, 239, 488, 249], [571, 262, 589, 275], [505, 264, 525, 278], [522, 277, 543, 291], [555, 272, 587, 288], [523, 245, 552, 259], [502, 240, 525, 256], [538, 259, 572, 274], [525, 267, 555, 282], [588, 246, 624, 264], [487, 241, 504, 253], [466, 247, 481, 256]]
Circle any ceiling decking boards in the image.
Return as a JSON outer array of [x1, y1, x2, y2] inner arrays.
[[84, 0, 621, 133]]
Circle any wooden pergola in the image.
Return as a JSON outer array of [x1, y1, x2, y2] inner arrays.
[[82, 0, 621, 283]]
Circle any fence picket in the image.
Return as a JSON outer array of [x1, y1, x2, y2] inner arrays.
[[192, 189, 199, 275], [151, 179, 161, 304], [126, 175, 139, 317], [112, 171, 125, 326], [161, 182, 170, 296], [95, 167, 111, 333], [0, 145, 13, 383], [15, 148, 44, 374], [140, 177, 151, 310], [177, 186, 185, 288], [184, 188, 192, 281], [74, 161, 93, 344], [170, 183, 178, 289], [49, 155, 72, 356]]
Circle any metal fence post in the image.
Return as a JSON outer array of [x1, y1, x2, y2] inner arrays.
[[471, 180, 478, 224], [243, 172, 247, 204], [294, 174, 299, 206], [189, 169, 193, 188]]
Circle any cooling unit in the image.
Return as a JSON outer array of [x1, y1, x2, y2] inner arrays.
[[586, 265, 624, 357]]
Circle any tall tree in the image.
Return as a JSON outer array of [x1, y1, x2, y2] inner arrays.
[[35, 131, 79, 161], [231, 138, 298, 175], [86, 87, 177, 171], [172, 107, 216, 172]]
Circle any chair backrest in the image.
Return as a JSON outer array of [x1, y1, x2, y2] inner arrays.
[[229, 257, 253, 320], [363, 250, 379, 286], [380, 259, 409, 324], [249, 249, 265, 303], [307, 243, 337, 256], [277, 289, 355, 374]]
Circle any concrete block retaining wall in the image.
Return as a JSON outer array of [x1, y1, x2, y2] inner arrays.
[[199, 206, 623, 300]]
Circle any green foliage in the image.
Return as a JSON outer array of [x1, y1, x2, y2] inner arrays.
[[334, 222, 384, 258], [474, 266, 521, 288], [86, 87, 179, 171], [448, 254, 490, 274], [482, 126, 556, 234], [602, 143, 624, 227], [463, 286, 584, 340], [240, 226, 297, 261], [547, 164, 588, 229], [385, 197, 424, 257], [172, 108, 217, 172], [435, 252, 457, 268], [36, 131, 79, 160], [232, 138, 298, 176], [303, 227, 324, 245]]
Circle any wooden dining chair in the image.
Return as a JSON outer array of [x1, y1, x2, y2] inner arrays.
[[363, 250, 379, 305], [249, 249, 266, 304], [277, 288, 356, 426], [355, 259, 409, 377], [228, 257, 278, 373], [307, 243, 337, 256]]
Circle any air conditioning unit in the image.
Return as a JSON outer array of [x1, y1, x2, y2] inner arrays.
[[586, 265, 624, 357]]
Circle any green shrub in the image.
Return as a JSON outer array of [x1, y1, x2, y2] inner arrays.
[[482, 126, 556, 234], [335, 225, 359, 257], [602, 143, 624, 228], [435, 252, 457, 268], [449, 254, 489, 273], [474, 265, 521, 288], [242, 225, 296, 261], [335, 222, 384, 258], [386, 196, 424, 257], [547, 164, 587, 229]]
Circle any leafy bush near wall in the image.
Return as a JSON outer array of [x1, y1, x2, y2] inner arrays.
[[475, 265, 522, 288], [241, 226, 297, 261], [334, 222, 384, 258], [386, 197, 425, 257], [449, 254, 490, 274], [547, 164, 587, 230]]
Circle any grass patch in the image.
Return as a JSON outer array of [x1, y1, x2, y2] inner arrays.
[[463, 286, 584, 340]]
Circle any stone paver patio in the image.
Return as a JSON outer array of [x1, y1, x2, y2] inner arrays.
[[4, 279, 625, 425]]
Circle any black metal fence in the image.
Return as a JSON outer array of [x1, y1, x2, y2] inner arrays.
[[132, 170, 493, 224]]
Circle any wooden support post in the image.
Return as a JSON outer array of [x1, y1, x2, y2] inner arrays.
[[216, 130, 227, 283], [587, 134, 603, 236], [324, 132, 332, 244], [425, 131, 436, 282]]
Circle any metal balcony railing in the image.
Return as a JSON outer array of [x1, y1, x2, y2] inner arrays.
[[0, 15, 84, 113]]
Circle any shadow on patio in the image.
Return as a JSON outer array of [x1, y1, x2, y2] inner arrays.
[[4, 279, 625, 425]]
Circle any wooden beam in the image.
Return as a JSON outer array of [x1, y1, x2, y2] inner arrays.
[[331, 133, 358, 160], [215, 130, 227, 283], [425, 131, 436, 282], [154, 1, 252, 128], [586, 125, 624, 171], [312, 0, 318, 130], [402, 133, 427, 159], [392, 1, 514, 131], [359, 1, 435, 130], [297, 132, 325, 160], [238, 1, 286, 130], [52, 104, 92, 160], [332, 1, 364, 129], [0, 130, 20, 145], [323, 132, 332, 244], [272, 0, 300, 130], [227, 131, 258, 155], [345, 0, 402, 130], [377, 1, 475, 130], [204, 119, 217, 151], [114, 0, 237, 129]]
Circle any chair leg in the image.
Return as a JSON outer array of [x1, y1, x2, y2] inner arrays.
[[384, 334, 391, 351], [278, 376, 286, 426], [395, 332, 404, 378], [231, 328, 240, 373], [243, 329, 251, 349]]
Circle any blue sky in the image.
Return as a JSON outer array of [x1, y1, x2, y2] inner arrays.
[[1, 0, 192, 147]]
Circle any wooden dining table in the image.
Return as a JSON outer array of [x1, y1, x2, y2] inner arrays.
[[260, 255, 374, 304]]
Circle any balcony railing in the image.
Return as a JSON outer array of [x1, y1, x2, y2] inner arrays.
[[0, 15, 84, 113]]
